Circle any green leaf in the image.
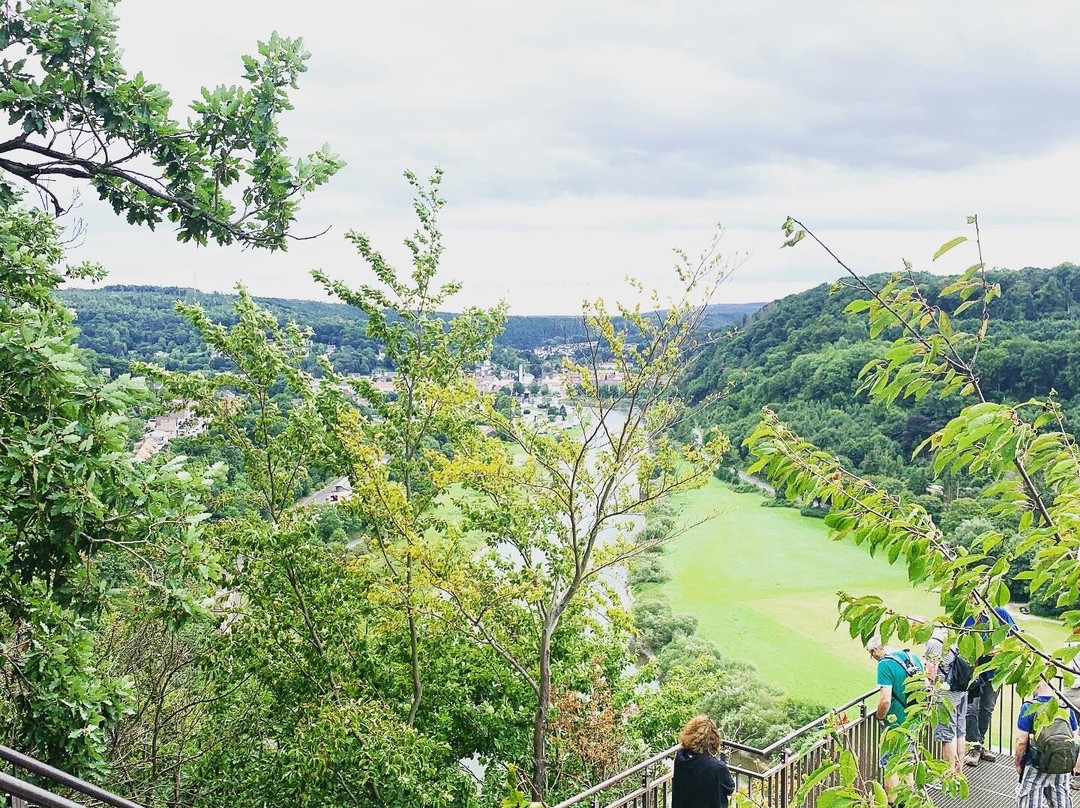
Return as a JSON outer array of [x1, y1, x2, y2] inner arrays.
[[839, 748, 857, 787], [794, 762, 840, 804], [933, 236, 968, 262]]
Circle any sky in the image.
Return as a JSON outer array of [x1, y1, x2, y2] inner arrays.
[[55, 1, 1080, 314]]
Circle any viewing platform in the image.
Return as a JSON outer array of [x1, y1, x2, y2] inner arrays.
[[555, 685, 1062, 808]]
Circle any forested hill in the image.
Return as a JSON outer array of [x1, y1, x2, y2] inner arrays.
[[57, 285, 761, 374], [686, 263, 1080, 478]]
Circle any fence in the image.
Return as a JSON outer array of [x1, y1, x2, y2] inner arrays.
[[552, 683, 1029, 808]]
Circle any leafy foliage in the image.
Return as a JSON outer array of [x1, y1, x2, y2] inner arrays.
[[686, 261, 1080, 492], [0, 0, 343, 247], [421, 232, 733, 799], [0, 203, 217, 775], [745, 217, 1080, 808]]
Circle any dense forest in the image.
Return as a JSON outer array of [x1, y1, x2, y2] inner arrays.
[[57, 285, 761, 373], [685, 262, 1080, 613]]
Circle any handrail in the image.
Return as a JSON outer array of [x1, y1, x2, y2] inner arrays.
[[0, 772, 86, 808], [553, 681, 1031, 808], [0, 745, 147, 808], [761, 709, 877, 777], [758, 689, 877, 756], [549, 745, 679, 808], [552, 688, 881, 808], [723, 738, 770, 756]]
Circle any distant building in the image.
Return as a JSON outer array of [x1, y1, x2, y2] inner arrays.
[[133, 438, 160, 462], [150, 415, 179, 436], [471, 372, 504, 394]]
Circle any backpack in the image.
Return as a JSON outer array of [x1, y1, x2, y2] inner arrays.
[[1031, 714, 1079, 774], [942, 648, 974, 692], [887, 651, 920, 707]]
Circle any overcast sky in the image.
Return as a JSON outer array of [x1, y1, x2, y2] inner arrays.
[[58, 1, 1080, 314]]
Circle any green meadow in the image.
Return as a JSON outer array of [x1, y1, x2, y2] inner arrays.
[[650, 478, 1070, 706]]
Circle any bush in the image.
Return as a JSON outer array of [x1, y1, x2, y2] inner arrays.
[[639, 524, 668, 544], [632, 599, 698, 656], [713, 466, 739, 484], [626, 634, 827, 751], [799, 505, 829, 519], [761, 498, 797, 509], [629, 556, 670, 588]]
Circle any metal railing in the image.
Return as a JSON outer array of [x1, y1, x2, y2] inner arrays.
[[553, 683, 1030, 808], [0, 682, 1033, 808], [0, 746, 146, 808]]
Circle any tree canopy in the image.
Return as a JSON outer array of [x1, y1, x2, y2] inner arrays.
[[0, 0, 343, 248]]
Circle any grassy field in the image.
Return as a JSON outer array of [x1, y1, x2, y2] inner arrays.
[[649, 478, 1070, 706]]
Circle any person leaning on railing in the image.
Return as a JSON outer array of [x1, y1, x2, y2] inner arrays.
[[672, 715, 736, 808], [867, 636, 924, 801]]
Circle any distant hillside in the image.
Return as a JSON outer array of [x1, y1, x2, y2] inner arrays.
[[56, 285, 761, 374], [685, 263, 1080, 474]]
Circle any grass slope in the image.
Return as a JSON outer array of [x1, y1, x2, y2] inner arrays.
[[652, 479, 1069, 706]]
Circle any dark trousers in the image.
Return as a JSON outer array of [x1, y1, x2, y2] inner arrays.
[[966, 675, 999, 746]]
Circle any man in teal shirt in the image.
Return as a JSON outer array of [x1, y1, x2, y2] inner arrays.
[[868, 637, 924, 799], [869, 637, 924, 724]]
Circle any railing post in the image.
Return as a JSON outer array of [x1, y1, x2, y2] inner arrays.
[[642, 770, 650, 808], [779, 748, 791, 808], [5, 762, 25, 808]]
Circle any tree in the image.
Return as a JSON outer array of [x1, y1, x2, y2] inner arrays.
[[0, 1, 343, 786], [746, 217, 1080, 808], [0, 0, 342, 248], [149, 278, 487, 807], [0, 203, 219, 776], [313, 168, 507, 729], [428, 236, 732, 799]]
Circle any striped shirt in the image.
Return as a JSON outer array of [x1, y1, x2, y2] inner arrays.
[[1016, 765, 1070, 808]]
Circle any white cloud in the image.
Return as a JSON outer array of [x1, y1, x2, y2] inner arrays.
[[52, 0, 1080, 313]]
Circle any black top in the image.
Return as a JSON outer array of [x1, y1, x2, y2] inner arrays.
[[672, 748, 736, 808]]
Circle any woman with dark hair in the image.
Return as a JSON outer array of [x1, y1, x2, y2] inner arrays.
[[672, 714, 736, 808]]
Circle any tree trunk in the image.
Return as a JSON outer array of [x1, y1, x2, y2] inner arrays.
[[531, 627, 553, 799]]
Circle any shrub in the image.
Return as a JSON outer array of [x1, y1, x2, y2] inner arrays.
[[626, 634, 827, 751], [632, 599, 698, 656], [761, 498, 797, 509], [629, 557, 670, 588]]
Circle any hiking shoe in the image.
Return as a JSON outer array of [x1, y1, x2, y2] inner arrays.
[[980, 747, 998, 763], [964, 748, 982, 767]]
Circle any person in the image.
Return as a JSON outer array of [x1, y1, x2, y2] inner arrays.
[[672, 714, 736, 808], [868, 637, 924, 799], [924, 626, 968, 775], [964, 605, 1017, 765], [1014, 680, 1080, 808]]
